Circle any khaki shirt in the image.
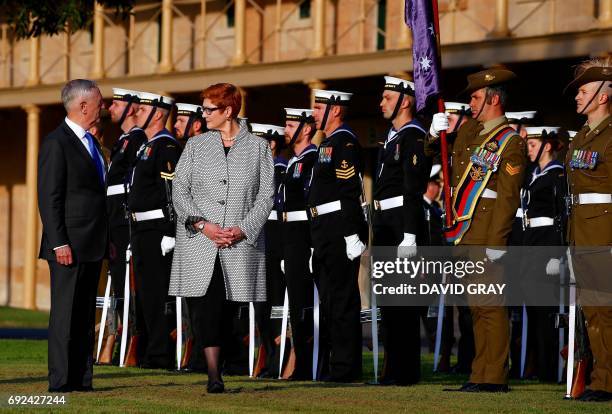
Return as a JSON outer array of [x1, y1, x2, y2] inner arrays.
[[566, 115, 612, 246], [450, 116, 526, 246]]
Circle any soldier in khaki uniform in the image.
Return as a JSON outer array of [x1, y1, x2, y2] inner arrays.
[[564, 57, 612, 402], [430, 69, 526, 392]]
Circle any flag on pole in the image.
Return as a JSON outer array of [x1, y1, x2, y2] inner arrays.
[[405, 0, 441, 112]]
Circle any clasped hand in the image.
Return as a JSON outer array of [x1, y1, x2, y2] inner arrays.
[[196, 221, 244, 248]]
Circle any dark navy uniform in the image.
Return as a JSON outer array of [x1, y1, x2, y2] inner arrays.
[[128, 129, 182, 368], [372, 120, 430, 385], [308, 124, 366, 381], [280, 144, 318, 379], [254, 155, 287, 377], [106, 127, 146, 304], [519, 159, 566, 382]]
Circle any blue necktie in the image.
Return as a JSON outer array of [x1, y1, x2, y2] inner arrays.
[[84, 132, 105, 185]]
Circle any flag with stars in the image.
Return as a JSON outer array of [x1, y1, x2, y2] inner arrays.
[[405, 0, 441, 111]]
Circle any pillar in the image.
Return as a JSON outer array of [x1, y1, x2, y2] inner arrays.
[[310, 0, 326, 58], [231, 0, 247, 66], [90, 2, 105, 79], [397, 0, 412, 50], [600, 0, 612, 27], [26, 36, 40, 86], [489, 0, 510, 38], [158, 0, 175, 73], [306, 79, 326, 145], [23, 104, 40, 310], [238, 87, 247, 117]]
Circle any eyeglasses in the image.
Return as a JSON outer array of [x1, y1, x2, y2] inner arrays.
[[202, 106, 223, 115]]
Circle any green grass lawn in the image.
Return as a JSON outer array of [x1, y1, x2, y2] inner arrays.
[[0, 306, 49, 329], [1, 339, 609, 413]]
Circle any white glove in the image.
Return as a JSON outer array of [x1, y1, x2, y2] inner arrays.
[[280, 260, 285, 274], [429, 112, 449, 138], [344, 234, 366, 261], [309, 248, 314, 274], [398, 233, 417, 258], [485, 248, 506, 262], [546, 258, 561, 276], [161, 236, 175, 256]]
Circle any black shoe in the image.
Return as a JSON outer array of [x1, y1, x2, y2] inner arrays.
[[206, 380, 225, 394], [444, 382, 480, 392], [578, 389, 612, 402], [480, 383, 509, 393], [48, 385, 72, 393], [73, 386, 94, 392]]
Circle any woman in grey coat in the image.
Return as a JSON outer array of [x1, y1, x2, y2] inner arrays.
[[169, 83, 274, 393]]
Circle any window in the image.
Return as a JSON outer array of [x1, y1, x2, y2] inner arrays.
[[227, 0, 235, 28], [376, 0, 386, 50], [299, 0, 311, 19]]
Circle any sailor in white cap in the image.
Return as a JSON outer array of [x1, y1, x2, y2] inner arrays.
[[277, 108, 318, 380], [505, 111, 537, 138], [374, 75, 431, 385], [309, 89, 366, 381], [174, 103, 205, 142], [103, 88, 148, 365], [518, 126, 567, 383], [249, 122, 288, 378], [128, 92, 182, 369]]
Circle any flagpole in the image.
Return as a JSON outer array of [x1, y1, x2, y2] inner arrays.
[[430, 0, 452, 228]]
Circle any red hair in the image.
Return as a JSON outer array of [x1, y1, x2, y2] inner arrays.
[[201, 83, 242, 119]]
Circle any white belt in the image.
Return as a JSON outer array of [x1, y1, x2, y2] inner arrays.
[[515, 208, 523, 218], [107, 184, 128, 196], [309, 200, 341, 218], [268, 210, 278, 221], [132, 209, 164, 222], [526, 217, 554, 228], [482, 189, 497, 199], [576, 193, 612, 205], [283, 210, 308, 222], [373, 195, 403, 211]]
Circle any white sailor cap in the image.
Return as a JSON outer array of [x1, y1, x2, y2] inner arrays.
[[175, 103, 203, 117], [444, 102, 470, 115], [505, 111, 537, 123], [383, 76, 415, 95], [250, 123, 285, 138], [112, 88, 141, 102], [313, 89, 353, 106], [137, 92, 174, 110], [568, 130, 577, 139], [524, 126, 561, 138], [430, 164, 442, 178], [285, 108, 314, 122]]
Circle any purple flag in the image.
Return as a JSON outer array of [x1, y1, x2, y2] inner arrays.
[[405, 0, 441, 112]]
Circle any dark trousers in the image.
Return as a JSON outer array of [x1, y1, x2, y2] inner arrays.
[[108, 225, 129, 302], [131, 229, 173, 368], [283, 222, 314, 379], [380, 306, 421, 384], [254, 238, 285, 376], [372, 208, 422, 383], [48, 260, 101, 390], [312, 230, 362, 381]]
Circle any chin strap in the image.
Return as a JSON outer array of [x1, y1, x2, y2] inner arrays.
[[578, 81, 606, 115], [451, 108, 472, 133], [389, 91, 406, 121], [118, 95, 136, 127], [140, 99, 159, 130], [183, 107, 203, 139], [289, 111, 310, 147], [319, 96, 341, 131]]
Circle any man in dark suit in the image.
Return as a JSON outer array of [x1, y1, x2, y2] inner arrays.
[[38, 79, 107, 392]]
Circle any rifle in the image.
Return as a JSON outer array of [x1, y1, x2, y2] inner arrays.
[[570, 306, 592, 398]]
